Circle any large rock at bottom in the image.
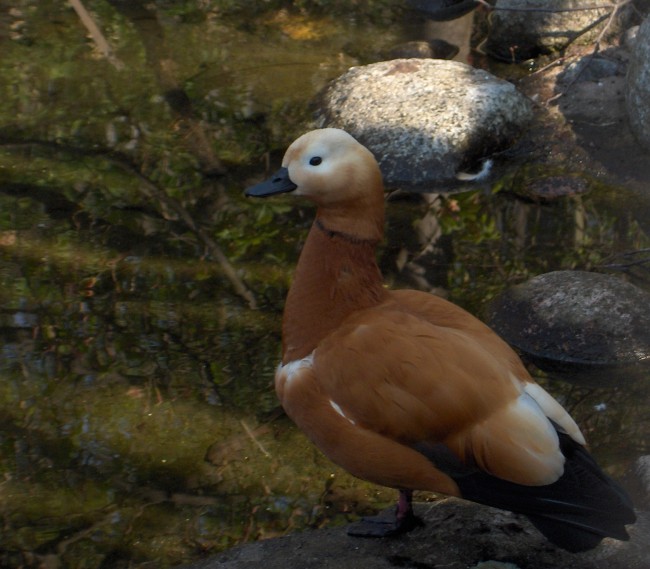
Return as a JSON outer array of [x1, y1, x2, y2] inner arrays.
[[178, 498, 648, 569], [315, 59, 532, 189], [487, 270, 650, 386], [627, 16, 650, 150], [486, 0, 633, 61]]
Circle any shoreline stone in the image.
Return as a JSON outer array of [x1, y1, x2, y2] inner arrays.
[[315, 59, 532, 190], [626, 16, 650, 149], [487, 271, 650, 386], [178, 499, 647, 569]]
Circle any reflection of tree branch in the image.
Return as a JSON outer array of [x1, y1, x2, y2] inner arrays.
[[105, 0, 225, 176], [69, 0, 124, 69], [0, 139, 257, 309], [56, 506, 119, 556], [72, 0, 225, 176], [600, 249, 650, 270], [108, 156, 257, 309]]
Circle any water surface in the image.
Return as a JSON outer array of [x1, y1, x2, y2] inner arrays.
[[0, 2, 648, 568]]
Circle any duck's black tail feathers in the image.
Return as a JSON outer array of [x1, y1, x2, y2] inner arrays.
[[452, 432, 636, 552]]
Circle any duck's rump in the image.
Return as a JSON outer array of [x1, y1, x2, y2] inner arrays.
[[416, 429, 636, 552]]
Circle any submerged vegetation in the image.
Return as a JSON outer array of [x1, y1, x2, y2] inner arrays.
[[0, 1, 648, 567]]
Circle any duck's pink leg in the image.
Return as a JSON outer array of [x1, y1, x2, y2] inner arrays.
[[347, 489, 422, 537]]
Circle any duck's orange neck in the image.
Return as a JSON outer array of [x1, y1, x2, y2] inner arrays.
[[281, 215, 387, 363]]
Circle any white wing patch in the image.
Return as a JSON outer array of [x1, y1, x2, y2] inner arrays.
[[523, 382, 586, 446], [277, 352, 314, 387], [330, 400, 356, 425]]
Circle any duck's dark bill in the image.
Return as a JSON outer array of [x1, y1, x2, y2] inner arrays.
[[245, 167, 297, 197]]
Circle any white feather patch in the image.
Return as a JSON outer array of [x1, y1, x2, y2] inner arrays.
[[509, 393, 565, 483], [277, 352, 314, 386], [330, 400, 356, 425], [523, 382, 586, 446]]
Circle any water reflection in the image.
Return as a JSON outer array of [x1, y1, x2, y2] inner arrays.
[[0, 2, 648, 568]]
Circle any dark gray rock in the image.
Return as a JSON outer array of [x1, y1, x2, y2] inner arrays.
[[554, 43, 630, 126], [486, 0, 633, 61], [638, 456, 650, 497], [512, 174, 590, 202], [487, 270, 650, 386], [633, 456, 650, 508], [560, 54, 627, 84], [558, 74, 628, 126], [316, 59, 532, 189], [626, 16, 650, 149], [622, 455, 650, 511], [177, 498, 648, 569]]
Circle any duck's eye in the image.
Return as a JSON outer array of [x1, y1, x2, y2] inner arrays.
[[309, 156, 322, 166]]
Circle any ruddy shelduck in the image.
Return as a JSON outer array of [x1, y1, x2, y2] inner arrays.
[[245, 128, 635, 551]]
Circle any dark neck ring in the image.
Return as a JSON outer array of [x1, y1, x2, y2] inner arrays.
[[315, 218, 378, 246]]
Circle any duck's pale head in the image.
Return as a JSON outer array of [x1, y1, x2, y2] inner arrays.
[[246, 128, 385, 238]]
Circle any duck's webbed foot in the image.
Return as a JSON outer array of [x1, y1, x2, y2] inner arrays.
[[347, 490, 423, 538]]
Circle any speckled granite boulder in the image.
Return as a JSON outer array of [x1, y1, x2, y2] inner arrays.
[[487, 270, 650, 386], [627, 16, 650, 149], [315, 59, 532, 189]]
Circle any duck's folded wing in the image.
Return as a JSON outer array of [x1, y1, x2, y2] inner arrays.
[[313, 305, 570, 486]]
